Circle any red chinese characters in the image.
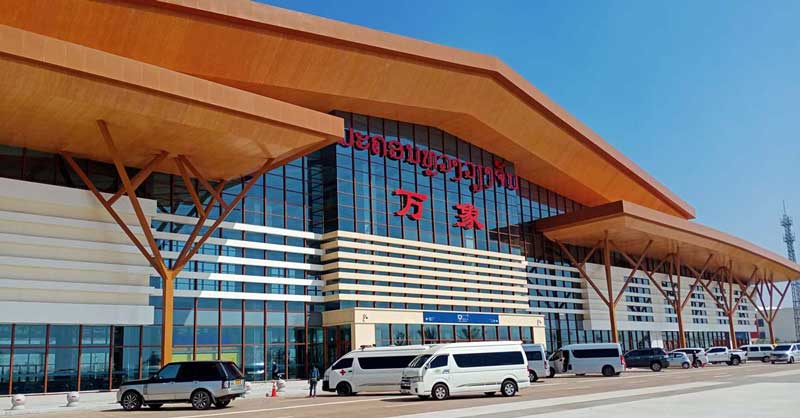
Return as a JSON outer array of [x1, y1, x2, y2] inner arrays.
[[393, 189, 428, 221], [453, 203, 484, 230]]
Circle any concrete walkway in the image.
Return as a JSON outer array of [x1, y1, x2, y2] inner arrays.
[[0, 380, 314, 416]]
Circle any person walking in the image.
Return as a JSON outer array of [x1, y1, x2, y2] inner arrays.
[[272, 361, 278, 380], [308, 364, 321, 398]]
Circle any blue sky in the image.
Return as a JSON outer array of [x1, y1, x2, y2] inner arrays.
[[260, 0, 800, 258]]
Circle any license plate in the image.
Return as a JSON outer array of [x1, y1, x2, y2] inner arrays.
[[235, 379, 242, 385]]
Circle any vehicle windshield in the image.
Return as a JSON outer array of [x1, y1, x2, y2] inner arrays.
[[774, 345, 792, 351], [407, 354, 432, 368]]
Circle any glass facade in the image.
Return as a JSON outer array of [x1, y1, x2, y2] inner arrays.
[[0, 111, 755, 393]]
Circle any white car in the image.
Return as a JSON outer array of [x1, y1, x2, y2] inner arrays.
[[770, 343, 800, 364], [522, 343, 549, 382], [740, 344, 774, 362], [548, 343, 624, 377], [400, 341, 530, 400], [323, 345, 430, 396], [667, 352, 692, 369], [671, 348, 708, 368]]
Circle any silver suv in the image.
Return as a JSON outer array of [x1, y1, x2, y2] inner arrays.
[[117, 361, 246, 411]]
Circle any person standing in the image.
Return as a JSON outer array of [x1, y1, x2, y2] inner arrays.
[[309, 364, 320, 398], [272, 360, 278, 380]]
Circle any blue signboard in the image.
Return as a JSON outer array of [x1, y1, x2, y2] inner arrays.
[[423, 311, 499, 325]]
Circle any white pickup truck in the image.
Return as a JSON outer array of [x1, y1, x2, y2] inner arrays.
[[705, 346, 746, 366]]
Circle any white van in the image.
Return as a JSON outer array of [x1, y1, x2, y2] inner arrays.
[[740, 344, 774, 362], [548, 343, 624, 377], [400, 341, 530, 400], [522, 343, 548, 382], [322, 345, 429, 396]]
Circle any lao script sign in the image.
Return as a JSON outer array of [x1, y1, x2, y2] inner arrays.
[[339, 128, 519, 193]]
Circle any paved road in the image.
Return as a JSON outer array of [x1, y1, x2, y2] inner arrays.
[[46, 362, 800, 418]]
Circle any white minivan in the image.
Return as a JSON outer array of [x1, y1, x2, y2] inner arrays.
[[323, 345, 430, 396], [548, 343, 624, 377], [522, 343, 548, 382], [400, 341, 530, 400]]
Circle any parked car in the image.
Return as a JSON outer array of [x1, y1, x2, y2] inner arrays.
[[548, 343, 624, 377], [740, 344, 774, 362], [323, 345, 430, 396], [400, 341, 530, 400], [705, 346, 746, 366], [667, 352, 692, 369], [522, 343, 549, 382], [117, 361, 245, 411], [623, 348, 670, 372], [671, 348, 708, 368], [770, 343, 800, 364]]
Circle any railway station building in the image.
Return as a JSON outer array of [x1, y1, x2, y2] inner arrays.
[[0, 0, 797, 394]]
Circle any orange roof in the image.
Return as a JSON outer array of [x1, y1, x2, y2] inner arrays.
[[0, 25, 342, 180], [0, 0, 695, 219], [536, 201, 800, 282]]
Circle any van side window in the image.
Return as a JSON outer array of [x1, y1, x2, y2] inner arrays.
[[453, 351, 524, 368], [358, 356, 418, 370], [572, 349, 620, 358], [429, 355, 448, 368], [525, 351, 543, 361], [332, 358, 353, 370]]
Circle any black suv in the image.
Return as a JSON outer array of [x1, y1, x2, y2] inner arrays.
[[623, 348, 670, 372]]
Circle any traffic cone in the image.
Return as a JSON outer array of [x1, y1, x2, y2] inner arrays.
[[270, 381, 278, 398]]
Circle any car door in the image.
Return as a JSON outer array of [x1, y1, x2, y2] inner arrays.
[[172, 363, 199, 401], [426, 355, 450, 389], [625, 350, 642, 367], [145, 363, 181, 401], [706, 347, 724, 362]]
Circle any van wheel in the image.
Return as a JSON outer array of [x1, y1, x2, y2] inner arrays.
[[501, 380, 518, 397], [548, 367, 556, 378], [191, 389, 212, 410], [650, 362, 662, 372], [432, 383, 449, 400], [336, 382, 353, 396], [681, 362, 690, 369], [530, 371, 539, 382], [790, 357, 796, 364], [602, 365, 615, 377], [120, 390, 142, 411], [762, 357, 770, 363], [731, 357, 741, 366]]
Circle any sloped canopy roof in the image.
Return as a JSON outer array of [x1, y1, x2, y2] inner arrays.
[[0, 25, 342, 179], [0, 0, 695, 219], [535, 201, 800, 282]]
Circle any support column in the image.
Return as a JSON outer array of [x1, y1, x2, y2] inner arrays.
[[63, 119, 280, 366], [161, 272, 175, 363], [674, 253, 686, 348], [603, 233, 618, 343], [726, 268, 738, 348]]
